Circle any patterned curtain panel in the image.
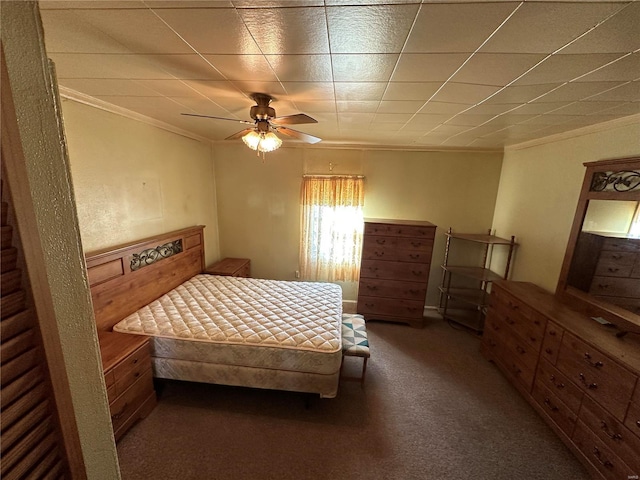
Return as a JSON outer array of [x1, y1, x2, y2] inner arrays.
[[299, 176, 364, 282]]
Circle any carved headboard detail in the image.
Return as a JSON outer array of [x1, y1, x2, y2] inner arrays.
[[85, 225, 205, 331]]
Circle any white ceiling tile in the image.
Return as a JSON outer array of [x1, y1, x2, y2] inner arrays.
[[431, 83, 502, 104], [134, 80, 206, 97], [445, 114, 501, 127], [60, 78, 162, 97], [403, 114, 450, 130], [41, 10, 131, 54], [391, 54, 467, 82], [234, 1, 323, 6], [40, 1, 146, 8], [337, 112, 374, 124], [515, 54, 625, 85], [50, 53, 174, 79], [72, 9, 192, 54], [561, 2, 640, 54], [462, 103, 523, 115], [419, 102, 471, 115], [148, 1, 235, 7], [574, 53, 640, 82], [332, 54, 399, 82], [535, 81, 626, 102], [382, 82, 441, 101], [238, 7, 329, 54], [583, 81, 640, 102], [484, 83, 564, 104], [266, 55, 332, 82], [142, 55, 226, 80], [228, 81, 288, 98], [327, 4, 419, 53], [377, 100, 425, 114], [594, 102, 640, 115], [373, 113, 414, 124], [504, 102, 574, 115], [334, 82, 387, 101], [405, 3, 517, 54], [203, 55, 279, 81], [291, 101, 337, 114], [452, 53, 546, 86], [547, 101, 627, 115], [337, 102, 380, 113], [281, 83, 335, 101], [156, 8, 262, 54], [480, 3, 626, 54]]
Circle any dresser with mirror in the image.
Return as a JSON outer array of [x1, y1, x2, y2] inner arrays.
[[481, 156, 640, 480]]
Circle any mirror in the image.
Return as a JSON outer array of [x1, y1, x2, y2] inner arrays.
[[557, 157, 640, 336]]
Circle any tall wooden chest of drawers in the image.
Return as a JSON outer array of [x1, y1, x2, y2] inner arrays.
[[357, 219, 436, 328], [482, 281, 640, 480]]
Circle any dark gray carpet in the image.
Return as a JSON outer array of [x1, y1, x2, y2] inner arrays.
[[116, 316, 590, 480]]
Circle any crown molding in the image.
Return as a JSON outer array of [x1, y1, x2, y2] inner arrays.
[[58, 87, 213, 144], [505, 113, 640, 152]]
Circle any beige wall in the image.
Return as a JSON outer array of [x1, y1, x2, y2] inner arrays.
[[1, 2, 121, 478], [492, 118, 640, 293], [214, 144, 504, 305], [61, 100, 220, 266]]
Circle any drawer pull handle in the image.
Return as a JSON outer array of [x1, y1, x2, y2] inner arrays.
[[133, 358, 138, 364], [596, 283, 609, 290], [409, 289, 419, 294], [375, 251, 385, 257], [134, 372, 140, 378], [365, 303, 374, 308], [612, 254, 622, 260], [549, 375, 565, 389], [505, 317, 515, 326], [529, 336, 537, 343], [112, 403, 129, 421], [584, 353, 603, 368], [412, 270, 422, 276], [370, 267, 378, 272], [600, 422, 622, 441], [411, 242, 422, 247], [543, 398, 559, 412], [579, 373, 597, 390], [409, 254, 420, 259], [549, 330, 557, 337], [396, 229, 402, 234], [366, 285, 378, 291], [592, 447, 613, 469], [376, 239, 386, 245], [516, 345, 526, 355], [607, 267, 619, 273], [545, 348, 553, 355]]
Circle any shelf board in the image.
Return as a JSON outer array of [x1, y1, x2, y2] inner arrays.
[[438, 287, 490, 307], [446, 232, 516, 245], [438, 308, 484, 333], [441, 265, 504, 283]]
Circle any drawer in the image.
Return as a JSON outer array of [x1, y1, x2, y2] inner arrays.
[[363, 235, 433, 253], [557, 333, 636, 421], [364, 223, 435, 239], [358, 278, 426, 302], [625, 401, 640, 440], [360, 259, 429, 283], [532, 380, 578, 436], [480, 328, 502, 361], [573, 420, 637, 480], [589, 276, 640, 297], [490, 288, 547, 339], [498, 327, 539, 378], [361, 244, 431, 264], [602, 237, 640, 253], [594, 251, 636, 277], [540, 321, 563, 365], [496, 346, 536, 393], [493, 308, 546, 351], [113, 343, 152, 396], [105, 370, 117, 404], [357, 295, 424, 319], [535, 358, 583, 414], [110, 369, 154, 432], [235, 263, 251, 277], [580, 395, 640, 475]]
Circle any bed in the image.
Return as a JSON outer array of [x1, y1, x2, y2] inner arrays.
[[85, 226, 343, 398]]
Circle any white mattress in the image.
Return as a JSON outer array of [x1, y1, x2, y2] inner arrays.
[[113, 274, 343, 376]]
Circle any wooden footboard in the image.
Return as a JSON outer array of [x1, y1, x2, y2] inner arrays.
[[85, 226, 205, 331]]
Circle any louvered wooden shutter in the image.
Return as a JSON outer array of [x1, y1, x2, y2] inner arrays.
[[0, 178, 71, 478]]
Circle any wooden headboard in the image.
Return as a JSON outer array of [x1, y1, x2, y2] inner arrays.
[[85, 226, 205, 331]]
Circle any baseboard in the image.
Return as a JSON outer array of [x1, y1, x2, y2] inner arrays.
[[342, 301, 440, 316]]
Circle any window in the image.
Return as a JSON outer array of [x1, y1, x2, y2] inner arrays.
[[299, 176, 364, 282]]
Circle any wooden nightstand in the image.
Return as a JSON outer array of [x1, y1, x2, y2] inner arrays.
[[99, 332, 156, 441], [204, 257, 251, 277]]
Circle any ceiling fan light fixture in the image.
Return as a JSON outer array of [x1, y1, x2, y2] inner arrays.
[[242, 130, 282, 154], [242, 130, 261, 150]]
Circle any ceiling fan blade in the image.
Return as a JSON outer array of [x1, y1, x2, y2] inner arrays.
[[181, 113, 254, 125], [272, 113, 318, 125], [225, 128, 255, 140], [277, 126, 322, 144]]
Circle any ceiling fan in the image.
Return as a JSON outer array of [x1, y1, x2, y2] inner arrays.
[[182, 93, 321, 154]]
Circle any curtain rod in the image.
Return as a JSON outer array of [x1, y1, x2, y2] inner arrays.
[[302, 174, 365, 179]]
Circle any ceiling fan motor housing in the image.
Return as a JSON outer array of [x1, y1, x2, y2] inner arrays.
[[250, 105, 275, 121]]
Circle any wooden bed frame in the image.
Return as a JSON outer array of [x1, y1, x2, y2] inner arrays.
[[85, 226, 341, 398], [85, 226, 205, 332]]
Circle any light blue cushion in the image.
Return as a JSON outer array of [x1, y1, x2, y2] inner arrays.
[[341, 314, 370, 358]]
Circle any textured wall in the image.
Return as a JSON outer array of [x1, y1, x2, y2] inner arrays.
[[61, 100, 220, 266], [493, 119, 640, 293], [1, 2, 121, 478]]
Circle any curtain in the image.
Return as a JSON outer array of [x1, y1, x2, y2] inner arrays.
[[299, 176, 364, 282]]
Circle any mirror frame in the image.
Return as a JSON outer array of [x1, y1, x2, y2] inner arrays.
[[556, 156, 640, 336]]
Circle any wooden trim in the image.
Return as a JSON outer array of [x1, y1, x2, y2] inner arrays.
[[85, 225, 205, 331], [1, 45, 86, 478]]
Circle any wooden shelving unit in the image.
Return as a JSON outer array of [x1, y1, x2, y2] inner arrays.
[[438, 228, 517, 333]]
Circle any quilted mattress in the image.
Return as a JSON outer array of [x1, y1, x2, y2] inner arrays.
[[113, 274, 343, 375]]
